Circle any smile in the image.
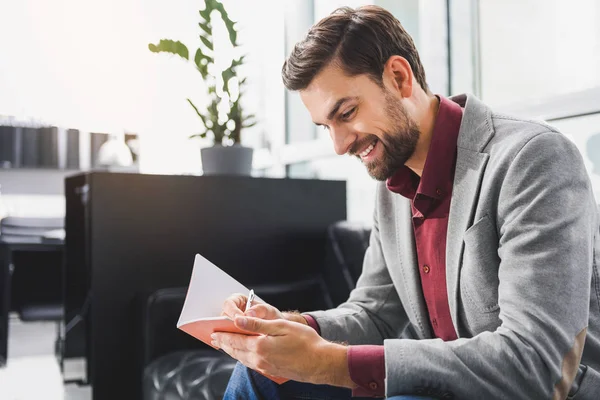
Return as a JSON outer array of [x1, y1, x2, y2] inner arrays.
[[360, 139, 378, 158]]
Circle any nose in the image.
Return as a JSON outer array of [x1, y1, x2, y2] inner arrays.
[[330, 126, 355, 156]]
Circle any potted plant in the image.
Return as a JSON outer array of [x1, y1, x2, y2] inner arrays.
[[148, 0, 256, 176]]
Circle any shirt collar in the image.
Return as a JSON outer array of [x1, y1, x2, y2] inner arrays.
[[386, 95, 463, 200]]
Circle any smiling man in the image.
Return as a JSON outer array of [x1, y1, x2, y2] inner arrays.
[[213, 5, 600, 400]]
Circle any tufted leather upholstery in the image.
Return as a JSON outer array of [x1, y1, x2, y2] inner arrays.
[[143, 350, 236, 400]]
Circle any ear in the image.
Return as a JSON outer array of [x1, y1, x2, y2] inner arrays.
[[383, 55, 413, 98]]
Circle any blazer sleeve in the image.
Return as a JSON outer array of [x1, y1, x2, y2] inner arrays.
[[384, 131, 597, 399], [305, 185, 417, 345]]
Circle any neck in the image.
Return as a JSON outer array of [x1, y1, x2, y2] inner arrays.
[[405, 94, 440, 177]]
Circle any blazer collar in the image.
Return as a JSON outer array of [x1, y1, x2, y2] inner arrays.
[[450, 94, 495, 153]]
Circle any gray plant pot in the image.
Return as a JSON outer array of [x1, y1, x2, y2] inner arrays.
[[200, 144, 253, 176]]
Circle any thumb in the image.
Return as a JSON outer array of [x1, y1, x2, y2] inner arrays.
[[234, 316, 286, 335]]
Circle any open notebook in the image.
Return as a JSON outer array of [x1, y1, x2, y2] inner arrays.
[[177, 254, 289, 384]]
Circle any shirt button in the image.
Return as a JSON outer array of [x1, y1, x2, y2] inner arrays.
[[423, 265, 430, 274], [436, 188, 442, 195], [369, 382, 378, 390], [432, 318, 438, 327]]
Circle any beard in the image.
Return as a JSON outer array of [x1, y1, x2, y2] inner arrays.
[[351, 91, 420, 181]]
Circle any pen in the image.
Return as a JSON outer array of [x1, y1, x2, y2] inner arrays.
[[245, 289, 255, 312]]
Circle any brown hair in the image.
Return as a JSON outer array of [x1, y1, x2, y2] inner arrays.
[[281, 5, 429, 93]]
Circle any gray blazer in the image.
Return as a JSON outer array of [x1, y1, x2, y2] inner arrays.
[[307, 94, 600, 399]]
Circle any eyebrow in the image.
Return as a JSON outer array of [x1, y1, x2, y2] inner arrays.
[[314, 96, 357, 126]]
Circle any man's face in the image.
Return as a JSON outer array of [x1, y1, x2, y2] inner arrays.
[[300, 63, 420, 181]]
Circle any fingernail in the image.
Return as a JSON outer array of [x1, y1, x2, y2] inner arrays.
[[237, 317, 247, 328], [211, 340, 218, 348], [210, 333, 216, 340], [246, 309, 256, 317]]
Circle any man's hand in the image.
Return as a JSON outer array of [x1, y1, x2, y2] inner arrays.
[[221, 293, 308, 325], [221, 293, 252, 319], [211, 316, 355, 388]]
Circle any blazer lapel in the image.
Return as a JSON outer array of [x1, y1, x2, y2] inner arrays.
[[446, 94, 495, 336]]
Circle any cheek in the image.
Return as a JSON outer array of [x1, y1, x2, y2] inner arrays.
[[350, 120, 390, 141], [354, 107, 392, 136], [351, 121, 370, 134], [352, 115, 387, 134]]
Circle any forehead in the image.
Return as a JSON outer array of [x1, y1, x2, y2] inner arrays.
[[299, 64, 379, 121]]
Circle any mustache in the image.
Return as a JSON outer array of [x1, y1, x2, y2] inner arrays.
[[349, 134, 380, 156]]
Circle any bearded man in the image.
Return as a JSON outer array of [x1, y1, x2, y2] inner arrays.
[[212, 5, 600, 400]]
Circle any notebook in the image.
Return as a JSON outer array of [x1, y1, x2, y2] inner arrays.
[[177, 254, 288, 384]]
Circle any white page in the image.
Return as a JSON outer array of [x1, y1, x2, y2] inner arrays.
[[177, 253, 251, 327]]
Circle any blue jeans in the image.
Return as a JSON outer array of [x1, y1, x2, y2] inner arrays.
[[223, 362, 436, 400]]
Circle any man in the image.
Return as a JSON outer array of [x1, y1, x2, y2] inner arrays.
[[212, 5, 600, 399]]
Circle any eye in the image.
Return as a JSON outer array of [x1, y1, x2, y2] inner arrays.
[[340, 107, 356, 121]]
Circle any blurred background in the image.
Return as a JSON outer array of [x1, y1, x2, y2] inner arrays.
[[0, 1, 599, 399], [1, 0, 599, 222]]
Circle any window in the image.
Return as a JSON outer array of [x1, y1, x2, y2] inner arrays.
[[478, 0, 600, 107], [546, 111, 600, 203]]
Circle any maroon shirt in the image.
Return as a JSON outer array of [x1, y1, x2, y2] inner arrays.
[[304, 95, 463, 397]]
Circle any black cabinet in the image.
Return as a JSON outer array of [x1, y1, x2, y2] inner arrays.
[[62, 172, 346, 399]]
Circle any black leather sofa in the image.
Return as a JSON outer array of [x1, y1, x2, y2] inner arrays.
[[140, 220, 371, 399]]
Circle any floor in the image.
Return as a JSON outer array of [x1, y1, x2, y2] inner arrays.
[[0, 315, 91, 400]]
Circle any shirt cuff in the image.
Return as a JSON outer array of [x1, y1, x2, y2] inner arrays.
[[302, 314, 321, 335], [348, 345, 385, 398]]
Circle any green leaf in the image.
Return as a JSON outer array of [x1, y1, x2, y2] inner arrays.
[[194, 48, 212, 79], [227, 22, 237, 47], [187, 98, 208, 128], [199, 21, 212, 35], [148, 39, 189, 60], [221, 56, 244, 93], [199, 5, 212, 22], [193, 48, 205, 66], [199, 35, 213, 51], [231, 55, 245, 68], [222, 68, 235, 93], [214, 1, 237, 46]]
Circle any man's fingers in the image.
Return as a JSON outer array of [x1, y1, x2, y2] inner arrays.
[[215, 340, 250, 362], [212, 335, 263, 372], [221, 293, 246, 318], [212, 332, 257, 352], [235, 316, 287, 335]]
